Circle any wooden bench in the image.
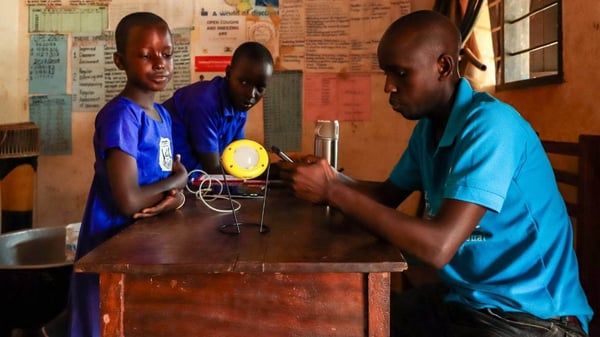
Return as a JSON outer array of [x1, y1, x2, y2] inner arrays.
[[542, 135, 600, 336]]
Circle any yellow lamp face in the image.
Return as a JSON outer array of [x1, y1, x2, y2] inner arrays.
[[221, 139, 269, 179]]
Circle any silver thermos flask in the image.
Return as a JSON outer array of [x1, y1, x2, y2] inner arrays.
[[314, 120, 339, 169]]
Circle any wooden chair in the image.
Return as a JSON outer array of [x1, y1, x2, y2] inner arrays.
[[542, 135, 600, 336]]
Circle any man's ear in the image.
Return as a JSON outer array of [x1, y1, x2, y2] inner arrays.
[[113, 52, 125, 70], [437, 54, 455, 80]]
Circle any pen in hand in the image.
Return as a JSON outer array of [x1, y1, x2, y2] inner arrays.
[[271, 145, 294, 163]]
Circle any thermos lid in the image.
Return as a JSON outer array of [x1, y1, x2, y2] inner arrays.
[[314, 120, 339, 139]]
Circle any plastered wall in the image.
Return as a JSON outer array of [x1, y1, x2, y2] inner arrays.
[[1, 1, 29, 124]]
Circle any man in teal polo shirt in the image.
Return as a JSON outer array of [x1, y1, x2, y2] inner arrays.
[[279, 10, 593, 337]]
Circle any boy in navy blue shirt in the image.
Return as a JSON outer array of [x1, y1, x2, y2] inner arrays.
[[163, 41, 273, 173]]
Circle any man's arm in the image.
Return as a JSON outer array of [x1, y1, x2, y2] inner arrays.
[[281, 157, 487, 268], [327, 179, 486, 268], [335, 173, 412, 208]]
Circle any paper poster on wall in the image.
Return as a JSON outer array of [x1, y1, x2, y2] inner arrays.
[[195, 12, 246, 79], [29, 94, 72, 155], [278, 0, 410, 73], [197, 16, 247, 56], [28, 5, 108, 33], [70, 32, 125, 111], [278, 0, 305, 70], [303, 73, 371, 121], [304, 0, 350, 73], [349, 0, 401, 73], [26, 0, 112, 5], [247, 18, 279, 60], [199, 0, 274, 16], [390, 0, 412, 20], [26, 0, 62, 5], [194, 56, 232, 73], [71, 33, 111, 112], [29, 34, 68, 95], [252, 0, 279, 15], [196, 0, 279, 73], [107, 0, 194, 30]]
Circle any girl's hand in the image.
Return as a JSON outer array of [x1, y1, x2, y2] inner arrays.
[[172, 154, 188, 189], [133, 189, 184, 219]]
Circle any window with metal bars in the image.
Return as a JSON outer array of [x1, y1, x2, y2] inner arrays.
[[489, 0, 562, 90]]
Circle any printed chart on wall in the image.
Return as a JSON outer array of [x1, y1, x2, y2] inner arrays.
[[263, 71, 302, 152], [29, 95, 72, 155], [29, 34, 68, 95], [194, 0, 280, 81]]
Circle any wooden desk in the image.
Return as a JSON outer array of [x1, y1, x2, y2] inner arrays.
[[76, 188, 407, 337]]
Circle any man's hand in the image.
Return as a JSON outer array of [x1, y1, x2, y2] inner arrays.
[[279, 155, 338, 204]]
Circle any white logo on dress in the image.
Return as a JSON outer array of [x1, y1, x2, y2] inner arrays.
[[159, 137, 173, 171]]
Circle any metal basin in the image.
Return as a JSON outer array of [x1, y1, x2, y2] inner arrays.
[[0, 226, 73, 333]]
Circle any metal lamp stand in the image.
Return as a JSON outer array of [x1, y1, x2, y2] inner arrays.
[[217, 163, 270, 235]]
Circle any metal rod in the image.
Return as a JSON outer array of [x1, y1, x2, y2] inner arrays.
[[506, 2, 557, 24], [507, 40, 558, 56], [221, 164, 241, 234], [258, 164, 270, 233]]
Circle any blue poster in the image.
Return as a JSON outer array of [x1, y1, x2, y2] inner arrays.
[[29, 94, 72, 155], [29, 34, 68, 94]]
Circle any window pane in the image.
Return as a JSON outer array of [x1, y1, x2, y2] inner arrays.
[[499, 0, 561, 86], [530, 44, 558, 76], [531, 0, 557, 12], [529, 2, 558, 77], [530, 3, 558, 46], [504, 2, 530, 83]]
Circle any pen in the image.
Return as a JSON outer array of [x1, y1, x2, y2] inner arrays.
[[271, 145, 294, 163]]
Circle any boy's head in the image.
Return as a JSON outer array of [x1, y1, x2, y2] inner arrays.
[[113, 12, 173, 93], [225, 41, 274, 111], [377, 10, 461, 120], [115, 12, 171, 54]]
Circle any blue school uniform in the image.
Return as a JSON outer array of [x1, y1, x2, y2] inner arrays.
[[69, 97, 174, 337], [389, 79, 593, 332], [163, 76, 247, 171]]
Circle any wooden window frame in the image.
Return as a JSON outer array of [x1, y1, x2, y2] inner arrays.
[[489, 0, 563, 91]]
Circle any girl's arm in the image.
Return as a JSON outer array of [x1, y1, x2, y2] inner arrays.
[[106, 148, 188, 217], [133, 157, 188, 219]]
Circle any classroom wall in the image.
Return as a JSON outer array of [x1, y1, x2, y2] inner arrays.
[[5, 0, 596, 229], [0, 0, 431, 229]]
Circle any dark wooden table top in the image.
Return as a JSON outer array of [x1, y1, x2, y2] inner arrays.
[[75, 186, 407, 275]]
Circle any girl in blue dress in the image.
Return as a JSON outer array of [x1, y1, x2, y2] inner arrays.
[[68, 12, 188, 337]]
